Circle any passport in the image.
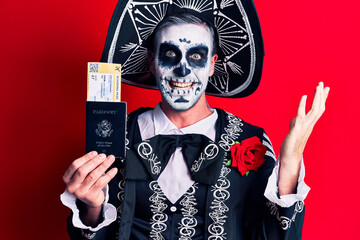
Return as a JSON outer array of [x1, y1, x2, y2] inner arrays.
[[86, 101, 127, 158]]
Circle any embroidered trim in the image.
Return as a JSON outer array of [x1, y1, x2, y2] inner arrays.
[[125, 137, 130, 151], [149, 181, 168, 239], [191, 143, 219, 172], [117, 168, 126, 223], [208, 167, 231, 239], [262, 133, 276, 161], [208, 112, 243, 240], [137, 141, 162, 175], [179, 183, 199, 239], [218, 113, 243, 151], [173, 0, 213, 13], [266, 201, 304, 230], [117, 133, 129, 224], [81, 230, 96, 239], [115, 135, 128, 239], [220, 0, 234, 9]]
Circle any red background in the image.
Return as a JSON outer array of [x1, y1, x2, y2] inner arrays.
[[1, 0, 359, 239]]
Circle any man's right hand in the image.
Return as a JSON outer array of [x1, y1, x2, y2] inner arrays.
[[63, 151, 118, 226]]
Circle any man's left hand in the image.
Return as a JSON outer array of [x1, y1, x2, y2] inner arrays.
[[278, 82, 330, 196]]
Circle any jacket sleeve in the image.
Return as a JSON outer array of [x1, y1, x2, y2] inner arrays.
[[244, 130, 306, 240], [67, 214, 119, 240]]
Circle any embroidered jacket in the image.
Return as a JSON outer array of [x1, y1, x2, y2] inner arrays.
[[67, 108, 305, 239]]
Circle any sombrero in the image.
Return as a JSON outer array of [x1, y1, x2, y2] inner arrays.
[[100, 0, 264, 98]]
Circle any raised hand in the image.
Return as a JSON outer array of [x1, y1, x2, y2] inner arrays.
[[63, 151, 118, 226], [278, 82, 330, 195]]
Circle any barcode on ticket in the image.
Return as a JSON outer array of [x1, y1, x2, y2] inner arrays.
[[87, 62, 121, 102], [89, 63, 99, 73]]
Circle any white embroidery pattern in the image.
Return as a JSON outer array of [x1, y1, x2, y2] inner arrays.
[[262, 132, 276, 161], [149, 181, 168, 239], [220, 0, 234, 9], [115, 134, 128, 239], [191, 143, 219, 172], [173, 0, 213, 13], [124, 115, 130, 151], [117, 168, 126, 223], [137, 141, 162, 175], [208, 1, 255, 96], [129, 0, 169, 41], [218, 113, 243, 151], [208, 112, 243, 240], [266, 201, 304, 230], [121, 45, 150, 75], [81, 230, 96, 239], [179, 184, 199, 239], [114, 0, 169, 75]]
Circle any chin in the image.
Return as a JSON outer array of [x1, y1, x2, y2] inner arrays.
[[164, 96, 200, 112]]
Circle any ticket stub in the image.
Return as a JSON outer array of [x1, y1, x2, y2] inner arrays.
[[87, 62, 121, 102]]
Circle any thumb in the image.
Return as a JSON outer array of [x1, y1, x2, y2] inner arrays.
[[289, 117, 296, 130]]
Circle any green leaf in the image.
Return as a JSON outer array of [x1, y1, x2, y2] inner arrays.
[[235, 141, 240, 144], [245, 171, 250, 176], [226, 160, 232, 166]]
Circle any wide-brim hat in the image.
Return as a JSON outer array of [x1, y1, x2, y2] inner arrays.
[[100, 0, 264, 98]]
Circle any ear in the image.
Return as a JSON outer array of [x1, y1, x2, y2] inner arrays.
[[148, 51, 155, 75], [208, 54, 218, 77]]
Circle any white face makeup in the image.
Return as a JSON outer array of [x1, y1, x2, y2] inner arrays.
[[153, 24, 215, 111]]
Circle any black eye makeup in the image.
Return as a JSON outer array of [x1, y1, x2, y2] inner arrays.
[[186, 45, 209, 68], [158, 42, 209, 69], [158, 42, 182, 68]]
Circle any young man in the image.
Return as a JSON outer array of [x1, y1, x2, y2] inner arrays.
[[61, 1, 329, 239]]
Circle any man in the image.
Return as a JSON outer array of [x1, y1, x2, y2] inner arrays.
[[61, 1, 329, 239]]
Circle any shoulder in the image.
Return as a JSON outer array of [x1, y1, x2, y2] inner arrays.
[[215, 108, 265, 139], [128, 107, 153, 122], [126, 107, 153, 139], [215, 108, 277, 167]]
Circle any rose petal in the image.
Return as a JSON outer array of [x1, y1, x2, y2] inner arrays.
[[229, 136, 267, 175]]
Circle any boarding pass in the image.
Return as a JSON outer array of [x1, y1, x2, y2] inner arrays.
[[87, 62, 121, 102]]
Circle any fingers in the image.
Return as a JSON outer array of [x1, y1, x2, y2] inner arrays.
[[280, 82, 330, 179], [74, 163, 118, 205], [309, 82, 323, 115], [63, 151, 98, 184], [90, 167, 118, 193], [65, 153, 117, 194], [67, 153, 107, 188], [71, 154, 107, 185], [80, 155, 116, 190], [307, 82, 329, 121], [63, 151, 119, 207], [324, 86, 330, 102], [297, 95, 307, 119]]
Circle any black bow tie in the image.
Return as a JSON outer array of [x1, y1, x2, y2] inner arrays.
[[126, 134, 225, 185]]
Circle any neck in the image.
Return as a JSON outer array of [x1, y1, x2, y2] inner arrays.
[[160, 94, 212, 129]]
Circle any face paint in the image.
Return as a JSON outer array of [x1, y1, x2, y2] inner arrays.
[[186, 45, 209, 68], [158, 42, 182, 69], [153, 24, 215, 111]]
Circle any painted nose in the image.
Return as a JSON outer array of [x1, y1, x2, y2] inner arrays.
[[174, 63, 191, 77]]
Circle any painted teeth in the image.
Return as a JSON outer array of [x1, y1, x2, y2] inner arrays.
[[170, 81, 193, 88]]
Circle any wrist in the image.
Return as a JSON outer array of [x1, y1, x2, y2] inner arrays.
[[77, 200, 103, 227], [278, 156, 301, 196]]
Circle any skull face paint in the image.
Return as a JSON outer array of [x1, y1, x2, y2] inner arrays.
[[153, 24, 215, 111]]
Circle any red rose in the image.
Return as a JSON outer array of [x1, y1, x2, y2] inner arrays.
[[229, 136, 267, 176]]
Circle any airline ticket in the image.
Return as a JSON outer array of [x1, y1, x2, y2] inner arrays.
[[87, 62, 121, 102]]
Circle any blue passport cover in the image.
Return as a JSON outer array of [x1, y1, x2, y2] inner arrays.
[[86, 101, 127, 158]]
